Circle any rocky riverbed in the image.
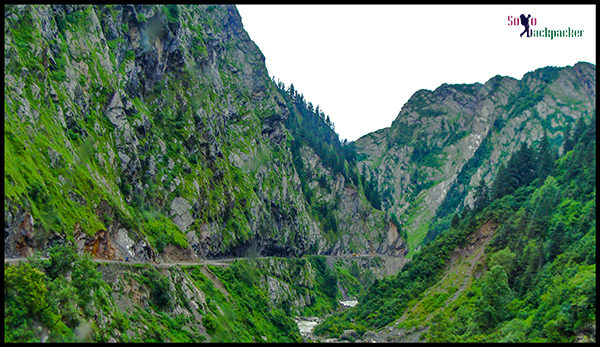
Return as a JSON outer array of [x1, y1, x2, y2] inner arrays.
[[294, 298, 430, 343], [294, 300, 360, 342], [295, 316, 322, 336]]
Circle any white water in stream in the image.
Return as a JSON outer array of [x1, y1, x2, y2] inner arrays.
[[339, 300, 358, 307], [295, 317, 321, 335], [295, 300, 359, 335]]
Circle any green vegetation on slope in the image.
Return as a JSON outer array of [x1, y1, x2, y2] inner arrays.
[[275, 79, 385, 243], [315, 113, 595, 342], [6, 246, 121, 342], [185, 261, 303, 343]]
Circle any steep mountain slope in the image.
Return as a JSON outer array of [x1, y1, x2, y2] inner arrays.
[[5, 247, 399, 342], [4, 4, 397, 261], [355, 62, 595, 257], [315, 114, 595, 342], [4, 4, 595, 344]]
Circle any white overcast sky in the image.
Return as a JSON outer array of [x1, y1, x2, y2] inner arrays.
[[236, 5, 596, 142]]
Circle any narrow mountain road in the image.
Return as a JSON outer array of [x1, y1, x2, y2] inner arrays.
[[4, 256, 237, 267], [5, 253, 406, 300], [5, 253, 405, 268]]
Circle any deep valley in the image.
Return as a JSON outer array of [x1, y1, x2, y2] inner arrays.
[[4, 4, 596, 343]]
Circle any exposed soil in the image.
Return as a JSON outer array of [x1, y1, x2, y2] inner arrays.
[[443, 220, 497, 304], [358, 220, 498, 343]]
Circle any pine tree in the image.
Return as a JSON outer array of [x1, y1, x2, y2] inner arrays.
[[451, 213, 460, 229], [298, 93, 305, 107], [572, 115, 587, 144], [548, 220, 565, 261], [461, 203, 472, 219], [475, 265, 512, 331], [491, 163, 509, 200], [535, 131, 556, 184], [562, 123, 575, 153], [490, 143, 536, 201], [473, 178, 490, 213], [580, 112, 596, 146], [513, 142, 537, 188]]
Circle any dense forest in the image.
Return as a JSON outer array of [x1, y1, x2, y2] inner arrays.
[[315, 113, 596, 342]]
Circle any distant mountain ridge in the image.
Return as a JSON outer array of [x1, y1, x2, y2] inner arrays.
[[354, 62, 595, 256]]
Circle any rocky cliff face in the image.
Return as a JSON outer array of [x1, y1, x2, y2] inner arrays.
[[4, 4, 400, 261], [296, 145, 405, 256], [355, 62, 595, 256], [5, 4, 592, 264]]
